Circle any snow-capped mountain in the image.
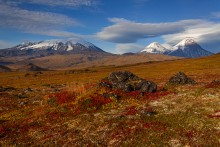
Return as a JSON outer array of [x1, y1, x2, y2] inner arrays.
[[0, 38, 105, 57], [141, 42, 171, 54], [168, 38, 213, 58], [141, 38, 213, 58]]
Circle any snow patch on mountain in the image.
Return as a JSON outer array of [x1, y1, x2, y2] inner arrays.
[[173, 38, 196, 50], [141, 38, 213, 58], [19, 38, 97, 51], [169, 38, 213, 58], [141, 42, 170, 54]]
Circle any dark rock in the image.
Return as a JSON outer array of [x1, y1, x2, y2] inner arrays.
[[211, 79, 220, 84], [99, 78, 112, 88], [140, 110, 157, 116], [100, 71, 157, 93], [24, 88, 33, 92], [168, 72, 195, 85], [103, 93, 121, 100], [0, 86, 16, 92], [17, 93, 29, 99], [0, 65, 11, 72]]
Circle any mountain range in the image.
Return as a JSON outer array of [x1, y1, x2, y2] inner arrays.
[[141, 38, 213, 58], [0, 38, 106, 57], [0, 38, 215, 70]]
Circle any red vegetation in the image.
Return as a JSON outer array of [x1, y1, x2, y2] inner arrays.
[[48, 91, 76, 105], [185, 130, 197, 139], [80, 94, 113, 111], [126, 91, 141, 98], [143, 91, 175, 100], [89, 94, 112, 108], [205, 80, 220, 88], [123, 106, 138, 115], [142, 121, 167, 131], [0, 126, 7, 138], [208, 110, 220, 118]]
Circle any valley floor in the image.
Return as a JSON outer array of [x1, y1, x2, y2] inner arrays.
[[0, 54, 220, 146]]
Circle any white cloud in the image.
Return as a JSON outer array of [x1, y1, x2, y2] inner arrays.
[[115, 43, 144, 54], [96, 18, 206, 43], [0, 3, 81, 37], [1, 0, 99, 7], [162, 23, 220, 53]]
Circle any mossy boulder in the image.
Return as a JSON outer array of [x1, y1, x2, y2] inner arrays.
[[100, 71, 157, 93], [168, 72, 195, 85]]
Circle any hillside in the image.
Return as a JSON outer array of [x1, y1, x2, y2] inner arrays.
[[0, 54, 220, 146], [1, 53, 181, 70], [141, 38, 213, 58], [0, 65, 11, 72], [17, 63, 49, 72], [0, 38, 106, 57]]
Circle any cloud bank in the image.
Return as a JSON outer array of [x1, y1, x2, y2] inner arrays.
[[96, 18, 207, 43], [115, 43, 144, 54], [97, 18, 220, 53], [0, 2, 82, 38], [1, 0, 99, 7]]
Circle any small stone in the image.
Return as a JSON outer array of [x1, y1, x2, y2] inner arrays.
[[168, 72, 195, 85]]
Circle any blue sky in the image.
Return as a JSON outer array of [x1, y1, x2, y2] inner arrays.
[[0, 0, 220, 53]]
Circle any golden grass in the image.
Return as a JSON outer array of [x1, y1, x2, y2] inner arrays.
[[0, 54, 220, 146]]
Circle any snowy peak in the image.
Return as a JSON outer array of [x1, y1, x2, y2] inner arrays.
[[174, 38, 198, 50], [169, 38, 213, 58], [20, 38, 98, 51], [141, 42, 169, 54], [141, 38, 213, 58], [147, 42, 163, 49], [0, 38, 106, 57]]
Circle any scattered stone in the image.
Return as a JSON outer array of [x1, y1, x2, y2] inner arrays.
[[168, 72, 195, 85], [0, 86, 16, 92], [17, 93, 29, 99], [211, 79, 220, 84], [100, 71, 157, 93], [140, 109, 157, 116], [24, 88, 33, 92], [103, 93, 121, 100]]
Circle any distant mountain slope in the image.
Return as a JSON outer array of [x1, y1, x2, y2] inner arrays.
[[0, 65, 11, 72], [141, 38, 213, 58], [2, 53, 181, 70], [18, 63, 49, 71], [169, 38, 213, 58], [141, 42, 171, 54], [0, 38, 106, 57]]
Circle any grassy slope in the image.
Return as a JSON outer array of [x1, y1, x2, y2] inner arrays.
[[0, 54, 220, 146], [2, 53, 180, 70]]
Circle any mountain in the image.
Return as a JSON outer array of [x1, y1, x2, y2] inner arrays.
[[141, 39, 213, 58], [0, 38, 106, 57], [18, 63, 49, 71], [0, 65, 11, 72], [168, 38, 213, 58], [141, 42, 171, 54]]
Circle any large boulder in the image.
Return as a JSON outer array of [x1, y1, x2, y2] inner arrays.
[[100, 71, 157, 92], [168, 72, 195, 85]]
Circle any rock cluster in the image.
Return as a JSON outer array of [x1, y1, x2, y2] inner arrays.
[[100, 71, 157, 92], [168, 72, 195, 85]]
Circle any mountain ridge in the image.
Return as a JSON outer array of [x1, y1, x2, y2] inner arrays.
[[141, 38, 213, 58], [0, 38, 106, 57]]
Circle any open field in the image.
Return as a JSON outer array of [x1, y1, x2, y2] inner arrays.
[[0, 54, 220, 146], [0, 53, 180, 70]]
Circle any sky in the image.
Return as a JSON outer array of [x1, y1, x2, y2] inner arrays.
[[0, 0, 220, 54]]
